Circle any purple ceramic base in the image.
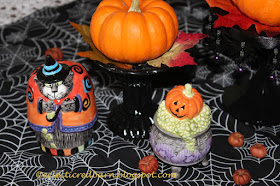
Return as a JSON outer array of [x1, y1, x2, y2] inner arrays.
[[150, 120, 212, 167]]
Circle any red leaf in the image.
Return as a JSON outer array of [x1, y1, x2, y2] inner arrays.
[[206, 0, 237, 13], [147, 31, 207, 68], [176, 31, 208, 45], [168, 52, 196, 67], [70, 21, 207, 69], [215, 13, 254, 31], [175, 31, 208, 51], [205, 0, 280, 37]]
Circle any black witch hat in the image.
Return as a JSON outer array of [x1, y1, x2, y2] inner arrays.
[[37, 55, 70, 83]]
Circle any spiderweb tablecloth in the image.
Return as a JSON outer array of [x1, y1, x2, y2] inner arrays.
[[0, 0, 75, 26], [0, 0, 280, 185]]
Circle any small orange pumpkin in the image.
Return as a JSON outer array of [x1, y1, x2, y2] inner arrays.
[[232, 0, 280, 26], [228, 132, 244, 147], [138, 155, 159, 173], [45, 48, 63, 60], [90, 0, 178, 63], [233, 169, 251, 185], [250, 143, 267, 158], [165, 84, 203, 120]]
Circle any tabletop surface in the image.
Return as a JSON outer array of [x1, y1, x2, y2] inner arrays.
[[0, 0, 75, 27], [1, 0, 280, 185]]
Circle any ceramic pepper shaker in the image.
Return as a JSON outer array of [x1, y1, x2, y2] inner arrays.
[[150, 84, 212, 178], [26, 55, 98, 156]]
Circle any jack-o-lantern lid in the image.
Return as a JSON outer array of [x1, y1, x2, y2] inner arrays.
[[165, 84, 204, 120]]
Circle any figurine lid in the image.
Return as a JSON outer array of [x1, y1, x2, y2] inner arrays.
[[36, 55, 69, 83]]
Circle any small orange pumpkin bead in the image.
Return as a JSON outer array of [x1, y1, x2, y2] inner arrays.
[[233, 169, 251, 185], [250, 143, 267, 158], [165, 84, 203, 120], [138, 155, 159, 173], [44, 48, 63, 60]]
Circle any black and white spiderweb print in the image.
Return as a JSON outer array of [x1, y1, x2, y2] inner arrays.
[[1, 0, 280, 185]]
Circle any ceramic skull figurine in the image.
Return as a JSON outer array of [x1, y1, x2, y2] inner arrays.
[[26, 55, 98, 156]]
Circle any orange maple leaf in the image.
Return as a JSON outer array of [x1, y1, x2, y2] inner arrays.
[[70, 21, 133, 69]]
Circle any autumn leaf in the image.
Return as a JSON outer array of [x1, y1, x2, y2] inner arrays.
[[205, 0, 280, 37], [69, 21, 133, 69], [147, 31, 208, 67], [70, 21, 206, 69]]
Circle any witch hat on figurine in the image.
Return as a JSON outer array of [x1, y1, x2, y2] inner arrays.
[[36, 55, 70, 83], [26, 55, 98, 156]]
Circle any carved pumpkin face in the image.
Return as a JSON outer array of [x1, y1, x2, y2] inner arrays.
[[165, 84, 203, 120], [169, 98, 188, 119]]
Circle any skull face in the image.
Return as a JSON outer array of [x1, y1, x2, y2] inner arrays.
[[168, 100, 188, 119]]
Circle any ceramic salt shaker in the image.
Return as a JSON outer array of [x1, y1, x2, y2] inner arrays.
[[26, 55, 98, 156]]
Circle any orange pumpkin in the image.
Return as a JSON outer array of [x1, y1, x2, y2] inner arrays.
[[45, 48, 63, 60], [233, 169, 251, 185], [232, 0, 280, 26], [138, 155, 159, 173], [165, 84, 203, 120], [90, 0, 178, 64], [250, 143, 267, 158], [228, 132, 244, 147]]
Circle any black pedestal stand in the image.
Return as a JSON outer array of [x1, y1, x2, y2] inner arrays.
[[223, 57, 280, 126], [93, 62, 170, 139], [107, 74, 158, 139], [220, 28, 280, 126]]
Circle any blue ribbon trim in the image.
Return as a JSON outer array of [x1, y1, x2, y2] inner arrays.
[[42, 64, 62, 76], [44, 62, 59, 71]]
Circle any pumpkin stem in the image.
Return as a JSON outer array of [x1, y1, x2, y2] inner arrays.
[[182, 84, 194, 98], [128, 0, 141, 13]]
